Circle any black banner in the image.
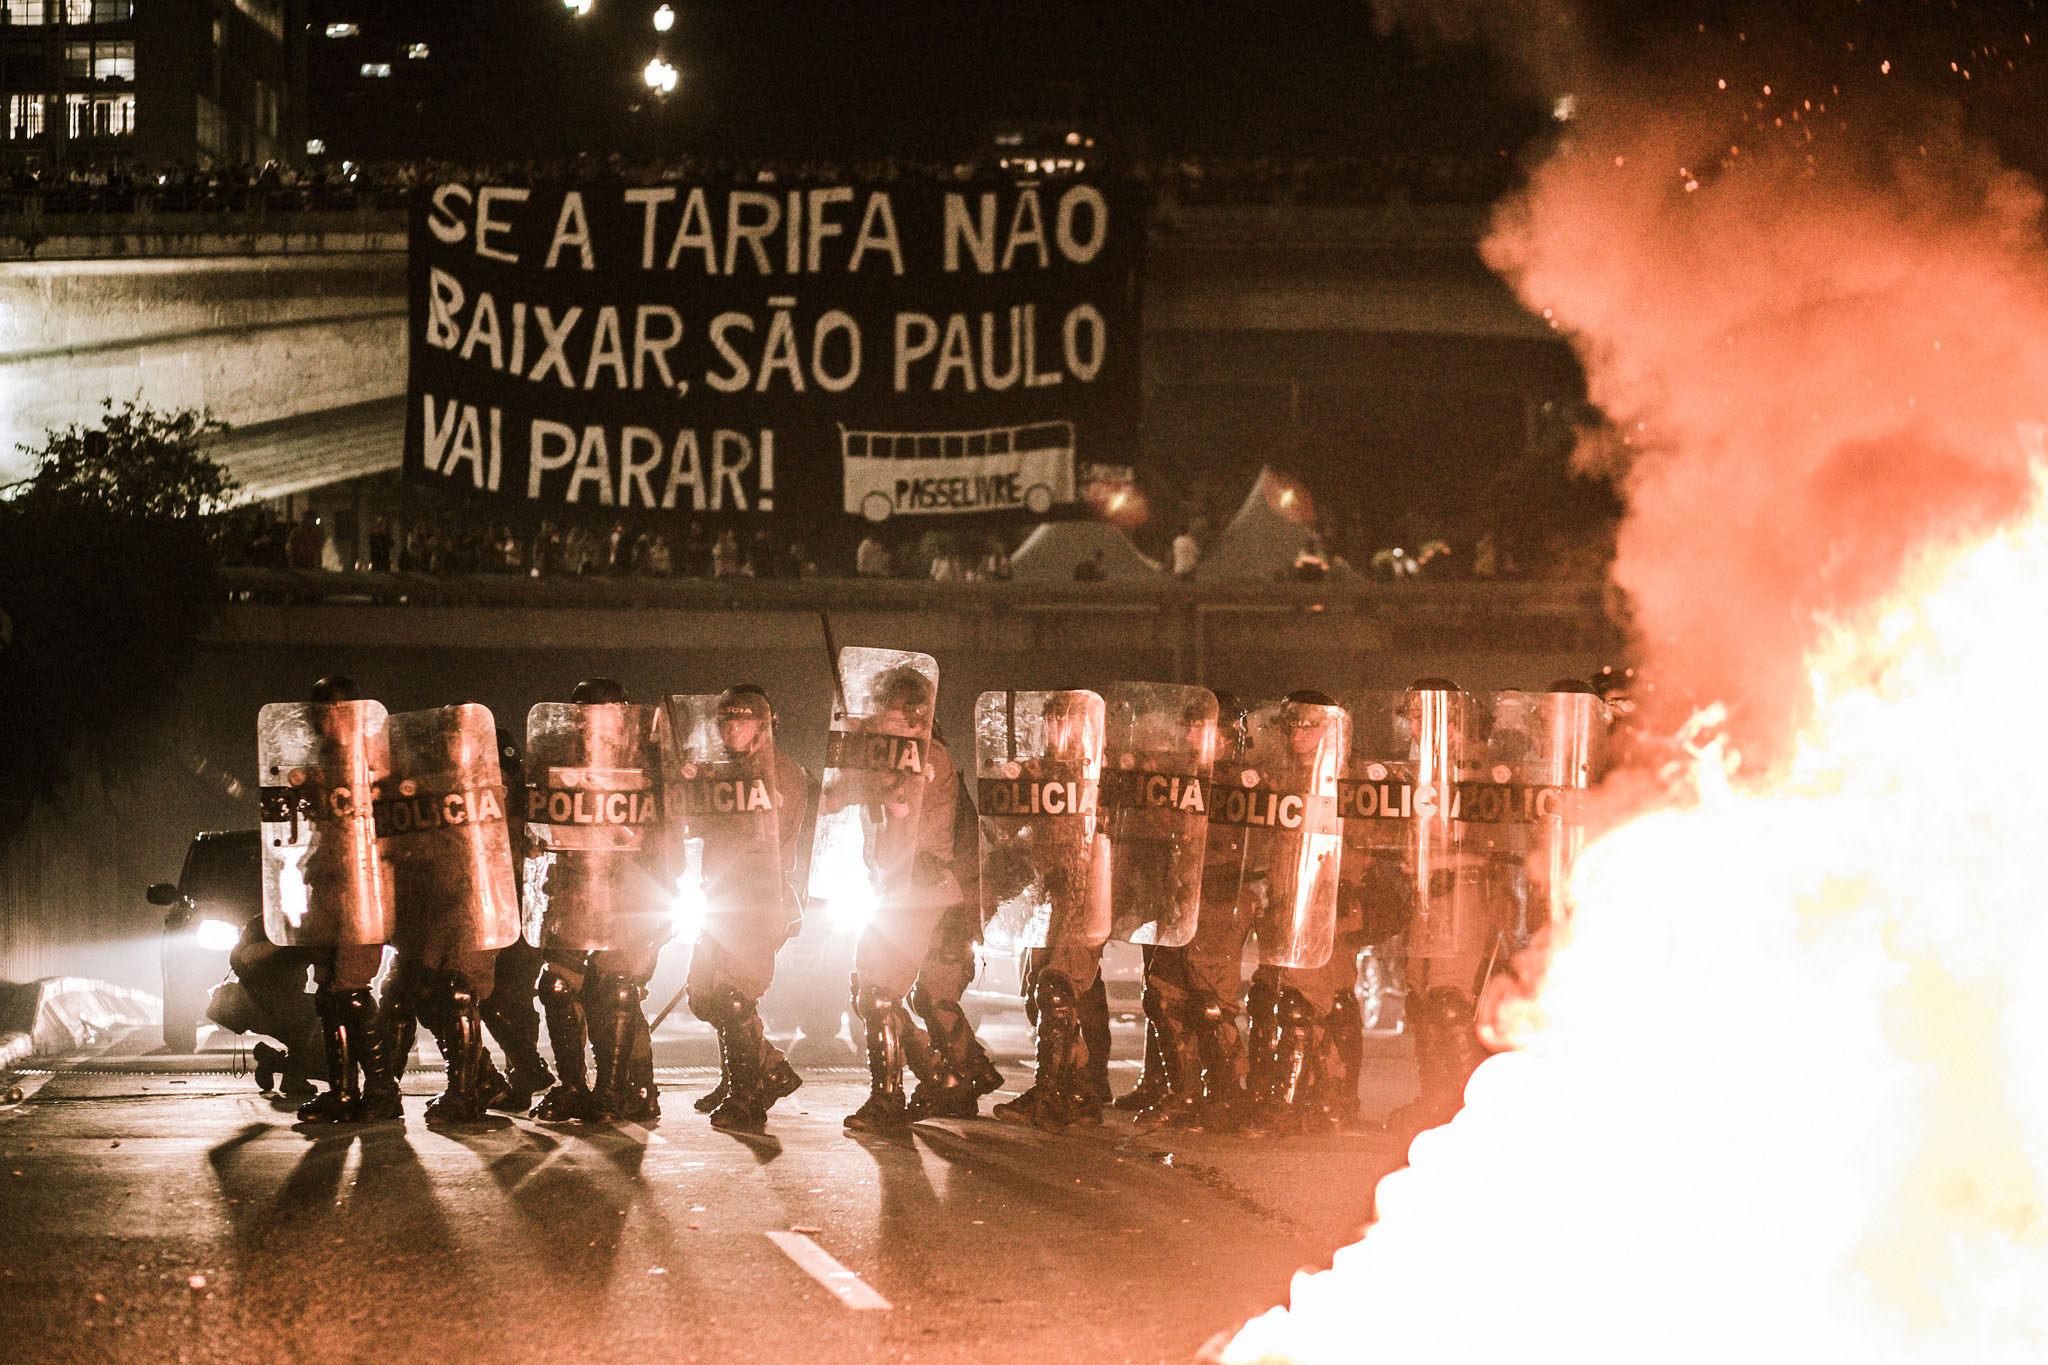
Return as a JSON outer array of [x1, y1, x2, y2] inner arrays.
[[406, 178, 1144, 533]]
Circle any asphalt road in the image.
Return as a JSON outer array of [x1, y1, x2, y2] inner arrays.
[[0, 1019, 1415, 1365]]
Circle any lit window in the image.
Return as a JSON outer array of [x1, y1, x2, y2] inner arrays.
[[64, 0, 132, 20], [5, 2, 49, 24], [405, 42, 428, 59], [325, 22, 359, 38], [65, 91, 134, 137], [360, 62, 391, 78], [8, 94, 48, 140]]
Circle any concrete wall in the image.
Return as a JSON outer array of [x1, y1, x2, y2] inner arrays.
[[0, 248, 405, 486]]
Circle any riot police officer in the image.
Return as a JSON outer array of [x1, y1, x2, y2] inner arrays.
[[258, 675, 403, 1124], [675, 684, 810, 1132]]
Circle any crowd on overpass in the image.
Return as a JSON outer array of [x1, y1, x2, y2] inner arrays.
[[2, 146, 1513, 218]]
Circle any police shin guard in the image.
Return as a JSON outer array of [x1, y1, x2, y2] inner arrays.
[[1239, 979, 1282, 1128], [297, 988, 361, 1123], [995, 970, 1094, 1130], [1134, 987, 1203, 1128], [1117, 1012, 1167, 1113], [423, 973, 490, 1124], [338, 988, 403, 1122], [481, 985, 554, 1109], [535, 968, 594, 1122], [1307, 988, 1365, 1132], [1187, 993, 1250, 1132], [1381, 988, 1481, 1142], [845, 981, 911, 1132], [1079, 976, 1113, 1106], [380, 964, 424, 1083], [1244, 986, 1316, 1138], [589, 976, 643, 1122], [694, 1027, 730, 1114]]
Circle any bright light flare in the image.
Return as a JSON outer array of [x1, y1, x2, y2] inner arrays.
[[670, 873, 709, 944], [824, 879, 880, 935], [1226, 477, 2048, 1364], [643, 57, 678, 95], [653, 4, 675, 32], [193, 919, 241, 953]]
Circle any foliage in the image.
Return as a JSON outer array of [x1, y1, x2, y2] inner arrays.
[[0, 401, 236, 843]]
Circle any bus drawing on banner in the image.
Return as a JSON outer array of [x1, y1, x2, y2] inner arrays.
[[840, 420, 1077, 522]]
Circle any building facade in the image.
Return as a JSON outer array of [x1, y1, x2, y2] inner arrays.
[[1, 0, 306, 170]]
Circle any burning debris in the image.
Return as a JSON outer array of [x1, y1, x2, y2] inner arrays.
[[1227, 4, 2048, 1361]]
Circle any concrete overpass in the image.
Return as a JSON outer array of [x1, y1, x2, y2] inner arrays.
[[0, 200, 1573, 494]]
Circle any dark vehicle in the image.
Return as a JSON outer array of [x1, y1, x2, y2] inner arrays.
[[147, 829, 261, 1053]]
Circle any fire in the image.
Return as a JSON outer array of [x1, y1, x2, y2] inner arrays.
[[1223, 480, 2048, 1363]]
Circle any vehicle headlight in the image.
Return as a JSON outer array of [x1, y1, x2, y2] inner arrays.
[[194, 918, 241, 952]]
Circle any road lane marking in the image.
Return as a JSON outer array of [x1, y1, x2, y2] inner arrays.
[[2, 1072, 54, 1105], [765, 1230, 892, 1311]]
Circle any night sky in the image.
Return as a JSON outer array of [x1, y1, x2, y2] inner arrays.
[[306, 0, 1540, 164]]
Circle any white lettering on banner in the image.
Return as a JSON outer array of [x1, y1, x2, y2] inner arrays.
[[893, 304, 1096, 393], [459, 291, 502, 368], [725, 191, 780, 275], [527, 305, 582, 386], [427, 184, 472, 245], [522, 422, 775, 511], [628, 187, 903, 276], [545, 191, 595, 270], [943, 185, 1110, 273], [425, 268, 464, 349], [475, 187, 528, 264], [422, 395, 502, 491], [583, 306, 629, 389], [707, 309, 865, 394], [633, 306, 684, 390]]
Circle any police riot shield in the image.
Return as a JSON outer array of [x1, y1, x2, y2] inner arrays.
[[1193, 701, 1256, 951], [259, 700, 393, 948], [378, 704, 520, 958], [522, 702, 666, 953], [977, 690, 1111, 950], [1101, 683, 1215, 947], [1461, 687, 1607, 939], [661, 693, 784, 919], [807, 648, 939, 908], [1403, 684, 1471, 960], [1224, 699, 1347, 969], [1335, 690, 1425, 948]]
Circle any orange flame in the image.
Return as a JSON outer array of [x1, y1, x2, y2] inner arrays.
[[1224, 476, 2048, 1364]]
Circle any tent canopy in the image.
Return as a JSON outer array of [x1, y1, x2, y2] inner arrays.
[[1193, 465, 1350, 581], [1009, 519, 1163, 581]]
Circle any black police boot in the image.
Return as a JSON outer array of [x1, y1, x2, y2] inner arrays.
[[845, 983, 911, 1132], [1234, 979, 1282, 1135], [694, 1027, 731, 1114], [534, 967, 594, 1122], [994, 971, 1091, 1130], [1380, 987, 1486, 1142], [1117, 1014, 1167, 1113], [588, 976, 642, 1121], [623, 1008, 661, 1123], [297, 988, 361, 1123], [708, 1005, 769, 1132], [1258, 987, 1318, 1137], [1079, 975, 1113, 1107], [1305, 989, 1364, 1132], [423, 973, 490, 1124], [1134, 990, 1205, 1129], [1182, 992, 1249, 1132], [481, 982, 554, 1111], [341, 988, 405, 1122], [380, 962, 424, 1083], [907, 986, 1000, 1120]]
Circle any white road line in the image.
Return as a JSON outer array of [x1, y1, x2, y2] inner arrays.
[[2, 1072, 54, 1105], [610, 1122, 666, 1146], [764, 1230, 893, 1311]]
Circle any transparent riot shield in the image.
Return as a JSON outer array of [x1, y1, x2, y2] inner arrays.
[[1220, 699, 1347, 969], [1444, 689, 1554, 962], [1193, 702, 1255, 953], [1404, 685, 1470, 960], [807, 648, 939, 911], [977, 689, 1111, 950], [378, 704, 519, 958], [522, 701, 665, 953], [1501, 687, 1606, 936], [661, 693, 784, 920], [259, 700, 393, 948], [1334, 689, 1424, 949], [1101, 682, 1215, 947]]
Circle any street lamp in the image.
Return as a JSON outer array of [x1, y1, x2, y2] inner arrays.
[[563, 0, 593, 16], [653, 4, 675, 32], [644, 56, 679, 95]]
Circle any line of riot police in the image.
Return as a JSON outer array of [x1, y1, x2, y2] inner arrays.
[[255, 661, 1616, 1143]]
